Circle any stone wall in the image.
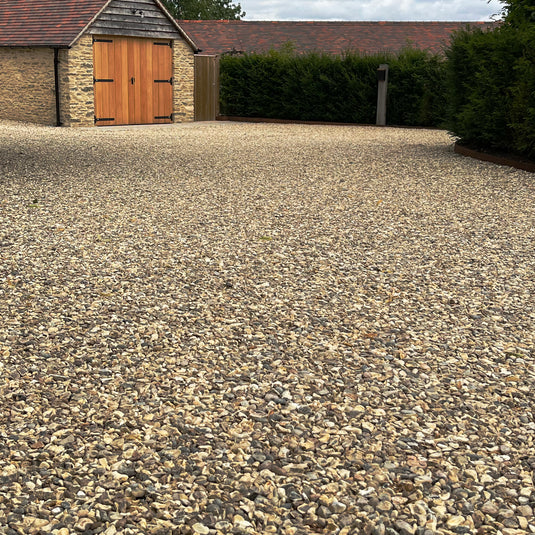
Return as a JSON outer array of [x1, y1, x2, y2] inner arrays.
[[0, 47, 56, 125], [0, 32, 194, 127], [173, 39, 195, 122], [59, 35, 95, 127]]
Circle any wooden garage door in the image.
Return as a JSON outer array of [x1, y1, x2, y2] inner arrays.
[[93, 36, 173, 126]]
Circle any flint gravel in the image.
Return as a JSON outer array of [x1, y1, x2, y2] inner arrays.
[[1, 120, 534, 535]]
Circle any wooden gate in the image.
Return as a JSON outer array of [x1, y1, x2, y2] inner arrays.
[[194, 55, 219, 121], [93, 36, 173, 126]]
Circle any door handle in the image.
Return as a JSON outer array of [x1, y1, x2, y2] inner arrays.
[[130, 77, 135, 85]]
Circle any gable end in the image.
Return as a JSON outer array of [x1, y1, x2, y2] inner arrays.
[[87, 0, 181, 39]]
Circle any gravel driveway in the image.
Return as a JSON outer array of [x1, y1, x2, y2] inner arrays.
[[1, 120, 534, 535]]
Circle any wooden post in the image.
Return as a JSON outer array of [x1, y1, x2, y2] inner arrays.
[[376, 64, 389, 126]]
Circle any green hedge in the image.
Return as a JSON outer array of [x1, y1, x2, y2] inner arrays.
[[219, 46, 448, 127], [446, 24, 535, 159]]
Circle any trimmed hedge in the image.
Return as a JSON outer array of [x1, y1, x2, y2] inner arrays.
[[446, 24, 535, 159], [219, 46, 448, 127]]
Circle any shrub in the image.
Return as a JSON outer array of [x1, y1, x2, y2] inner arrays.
[[446, 19, 535, 159], [388, 48, 448, 127], [219, 46, 448, 127]]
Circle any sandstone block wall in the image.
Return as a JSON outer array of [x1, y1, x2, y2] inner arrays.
[[173, 40, 195, 123], [0, 47, 56, 125], [59, 35, 95, 127]]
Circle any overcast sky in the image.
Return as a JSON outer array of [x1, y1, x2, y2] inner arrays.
[[241, 0, 504, 21]]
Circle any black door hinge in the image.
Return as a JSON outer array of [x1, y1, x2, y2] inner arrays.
[[94, 116, 115, 123]]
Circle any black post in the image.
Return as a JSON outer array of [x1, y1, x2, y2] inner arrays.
[[54, 48, 62, 127]]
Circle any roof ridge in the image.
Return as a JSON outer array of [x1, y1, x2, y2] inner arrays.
[[176, 19, 498, 56]]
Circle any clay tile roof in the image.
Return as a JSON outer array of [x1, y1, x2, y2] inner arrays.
[[0, 0, 109, 47], [177, 20, 498, 56]]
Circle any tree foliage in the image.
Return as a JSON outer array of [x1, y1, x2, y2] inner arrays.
[[500, 0, 535, 26], [445, 15, 535, 158], [161, 0, 245, 20]]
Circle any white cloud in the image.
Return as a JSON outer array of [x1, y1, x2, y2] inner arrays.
[[242, 0, 503, 21]]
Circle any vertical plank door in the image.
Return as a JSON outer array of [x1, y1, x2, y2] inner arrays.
[[113, 37, 130, 125], [152, 41, 173, 123], [127, 38, 154, 125], [194, 55, 219, 121], [93, 37, 173, 126], [93, 38, 117, 126], [139, 39, 154, 124]]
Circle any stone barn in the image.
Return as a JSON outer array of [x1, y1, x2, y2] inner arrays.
[[0, 0, 198, 126]]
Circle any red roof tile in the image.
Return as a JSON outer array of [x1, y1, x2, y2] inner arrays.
[[0, 0, 109, 47], [177, 20, 498, 56]]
